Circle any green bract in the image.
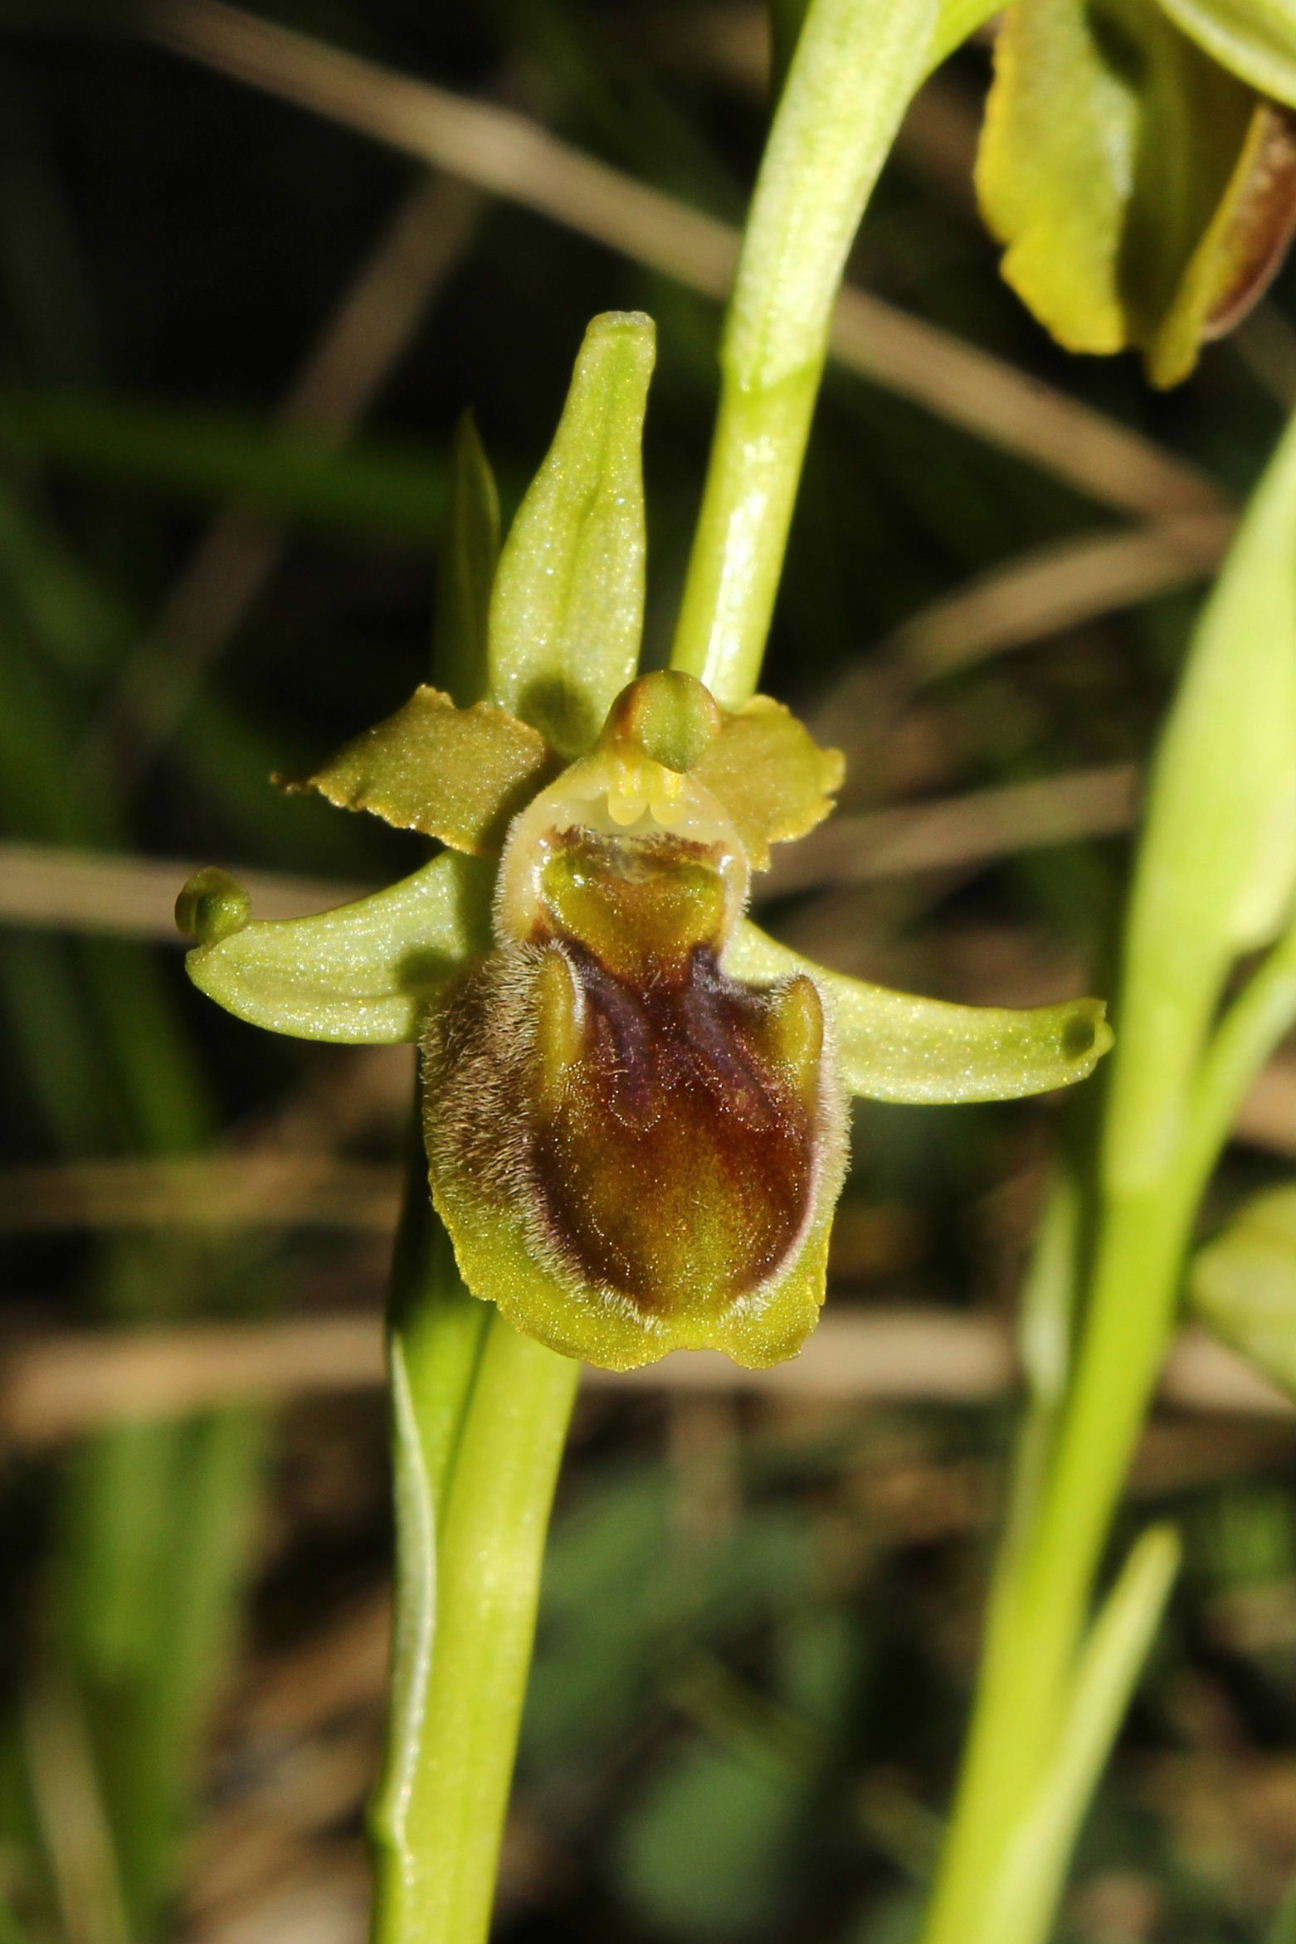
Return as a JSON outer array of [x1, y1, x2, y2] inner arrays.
[[1190, 1183, 1296, 1397], [180, 311, 1112, 1371], [978, 0, 1296, 385], [1104, 401, 1296, 1190]]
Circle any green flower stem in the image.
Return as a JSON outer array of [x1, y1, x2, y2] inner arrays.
[[928, 0, 1003, 68], [669, 0, 936, 706], [923, 916, 1296, 1944], [370, 1120, 580, 1944], [923, 387, 1296, 1944]]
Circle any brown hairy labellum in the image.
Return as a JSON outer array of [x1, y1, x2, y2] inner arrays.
[[423, 721, 848, 1371]]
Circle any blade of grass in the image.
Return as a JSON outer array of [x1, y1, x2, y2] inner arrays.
[[0, 390, 448, 539], [0, 490, 269, 1938], [981, 1526, 1180, 1944]]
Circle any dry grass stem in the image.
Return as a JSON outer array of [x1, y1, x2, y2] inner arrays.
[[0, 840, 365, 939], [885, 515, 1235, 680], [4, 1309, 1291, 1446], [3, 756, 1139, 951], [759, 764, 1140, 895], [0, 1155, 401, 1233]]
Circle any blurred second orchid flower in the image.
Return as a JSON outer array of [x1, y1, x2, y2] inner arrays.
[[978, 0, 1296, 385], [178, 312, 1111, 1372]]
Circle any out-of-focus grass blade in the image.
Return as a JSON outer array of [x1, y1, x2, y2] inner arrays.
[[0, 475, 131, 674], [66, 1410, 267, 1930], [1265, 1868, 1296, 1944], [0, 483, 270, 1938], [0, 1902, 38, 1944], [0, 389, 448, 540]]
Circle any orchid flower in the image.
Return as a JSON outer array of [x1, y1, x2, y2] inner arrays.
[[177, 312, 1112, 1373]]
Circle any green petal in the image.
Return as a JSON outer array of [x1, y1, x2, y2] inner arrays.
[[278, 685, 559, 854], [726, 922, 1113, 1103], [1189, 1183, 1296, 1397], [182, 852, 493, 1043], [1159, 0, 1296, 105], [435, 411, 500, 708], [691, 695, 845, 870], [488, 312, 655, 757], [977, 0, 1281, 385]]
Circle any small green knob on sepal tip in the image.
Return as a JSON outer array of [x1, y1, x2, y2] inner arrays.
[[176, 867, 251, 945]]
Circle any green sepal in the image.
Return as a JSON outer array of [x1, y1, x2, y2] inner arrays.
[[692, 694, 845, 870], [488, 311, 655, 758], [277, 685, 560, 854], [182, 852, 493, 1043], [1189, 1183, 1296, 1397], [978, 0, 1294, 386], [726, 922, 1113, 1102], [1159, 0, 1296, 105]]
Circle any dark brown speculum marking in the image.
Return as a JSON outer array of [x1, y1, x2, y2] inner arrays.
[[530, 941, 821, 1316], [522, 825, 827, 1320]]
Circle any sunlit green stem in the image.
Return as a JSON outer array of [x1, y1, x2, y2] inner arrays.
[[923, 916, 1296, 1944], [670, 0, 935, 705], [370, 1122, 580, 1944]]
